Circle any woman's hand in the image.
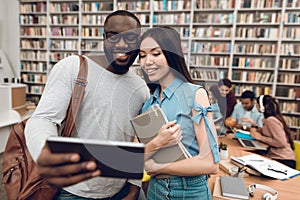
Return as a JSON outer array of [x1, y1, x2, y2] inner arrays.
[[152, 120, 182, 149], [250, 128, 262, 140], [144, 159, 168, 176]]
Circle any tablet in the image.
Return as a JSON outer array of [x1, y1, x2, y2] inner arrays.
[[46, 136, 145, 179]]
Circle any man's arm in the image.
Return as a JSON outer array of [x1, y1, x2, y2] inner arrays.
[[122, 183, 140, 200], [24, 55, 99, 187]]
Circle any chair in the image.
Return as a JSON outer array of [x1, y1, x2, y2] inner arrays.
[[294, 140, 300, 170], [142, 171, 150, 197]]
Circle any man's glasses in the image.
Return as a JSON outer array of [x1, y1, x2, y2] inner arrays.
[[104, 32, 139, 44]]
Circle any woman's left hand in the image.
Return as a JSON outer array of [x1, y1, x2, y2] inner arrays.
[[144, 159, 168, 176]]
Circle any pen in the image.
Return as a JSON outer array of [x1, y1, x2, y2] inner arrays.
[[267, 165, 288, 175]]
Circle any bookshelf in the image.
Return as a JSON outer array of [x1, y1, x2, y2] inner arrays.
[[19, 0, 47, 104], [18, 0, 300, 134]]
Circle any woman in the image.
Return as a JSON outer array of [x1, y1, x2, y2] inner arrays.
[[139, 26, 219, 199], [250, 95, 296, 169]]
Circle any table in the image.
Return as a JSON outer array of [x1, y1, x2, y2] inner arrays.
[[210, 134, 300, 200]]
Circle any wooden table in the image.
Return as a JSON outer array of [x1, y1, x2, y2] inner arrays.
[[210, 134, 300, 200]]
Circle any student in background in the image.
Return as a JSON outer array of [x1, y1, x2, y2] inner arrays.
[[250, 95, 296, 169], [209, 78, 237, 119], [139, 26, 219, 199], [226, 90, 263, 130], [25, 10, 149, 199]]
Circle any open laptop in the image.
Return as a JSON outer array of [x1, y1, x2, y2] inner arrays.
[[234, 130, 268, 151], [237, 138, 267, 151]]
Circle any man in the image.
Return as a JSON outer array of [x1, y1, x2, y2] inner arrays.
[[209, 78, 237, 120], [226, 90, 263, 130], [25, 10, 149, 199]]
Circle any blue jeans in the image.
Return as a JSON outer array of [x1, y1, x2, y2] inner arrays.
[[147, 175, 212, 200]]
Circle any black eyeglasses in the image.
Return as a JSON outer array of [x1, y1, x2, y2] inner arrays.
[[104, 31, 139, 44]]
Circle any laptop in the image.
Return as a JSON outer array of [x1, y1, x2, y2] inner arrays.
[[237, 138, 267, 151], [234, 129, 267, 151]]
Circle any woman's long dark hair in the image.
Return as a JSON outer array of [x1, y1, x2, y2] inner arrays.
[[140, 26, 194, 93], [259, 95, 294, 149]]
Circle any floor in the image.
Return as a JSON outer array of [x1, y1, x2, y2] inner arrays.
[[0, 153, 8, 200]]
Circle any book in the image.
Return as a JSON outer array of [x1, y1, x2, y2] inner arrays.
[[235, 129, 255, 140], [47, 137, 145, 179], [131, 105, 191, 169], [230, 157, 261, 176], [213, 177, 233, 200], [219, 159, 249, 177], [220, 176, 249, 200], [231, 154, 300, 180]]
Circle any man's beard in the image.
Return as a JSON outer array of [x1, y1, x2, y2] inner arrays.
[[104, 46, 139, 74]]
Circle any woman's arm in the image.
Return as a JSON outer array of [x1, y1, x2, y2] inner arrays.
[[145, 88, 219, 176], [254, 117, 287, 148]]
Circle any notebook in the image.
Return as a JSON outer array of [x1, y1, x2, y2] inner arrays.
[[231, 154, 300, 180], [220, 176, 249, 200], [130, 105, 191, 163]]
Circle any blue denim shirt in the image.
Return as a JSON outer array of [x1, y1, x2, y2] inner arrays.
[[142, 78, 220, 163], [231, 102, 264, 127]]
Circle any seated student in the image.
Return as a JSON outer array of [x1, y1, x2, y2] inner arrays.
[[209, 78, 237, 120], [226, 90, 263, 130], [250, 95, 296, 169]]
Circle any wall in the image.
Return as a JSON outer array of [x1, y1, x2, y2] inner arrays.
[[0, 0, 19, 83]]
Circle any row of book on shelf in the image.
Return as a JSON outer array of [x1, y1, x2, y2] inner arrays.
[[195, 0, 235, 9], [20, 51, 46, 61], [21, 62, 47, 73], [19, 15, 47, 25], [238, 12, 280, 24], [49, 2, 79, 12], [280, 101, 300, 114], [153, 13, 191, 24], [19, 2, 46, 13], [26, 85, 44, 95], [21, 39, 46, 49], [233, 71, 274, 83], [284, 116, 300, 127], [153, 0, 191, 10], [197, 0, 298, 9], [190, 68, 227, 81], [190, 55, 230, 67], [21, 73, 47, 84]]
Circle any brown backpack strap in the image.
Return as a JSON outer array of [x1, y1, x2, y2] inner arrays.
[[63, 55, 88, 137]]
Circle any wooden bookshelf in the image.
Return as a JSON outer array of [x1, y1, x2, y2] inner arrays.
[[19, 0, 300, 133]]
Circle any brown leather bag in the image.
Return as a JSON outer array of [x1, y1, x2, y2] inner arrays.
[[1, 55, 88, 200]]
